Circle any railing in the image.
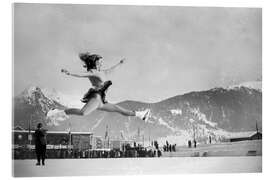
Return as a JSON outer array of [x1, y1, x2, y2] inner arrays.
[[12, 148, 162, 159]]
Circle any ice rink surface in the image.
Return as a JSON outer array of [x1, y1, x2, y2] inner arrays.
[[13, 156, 262, 177]]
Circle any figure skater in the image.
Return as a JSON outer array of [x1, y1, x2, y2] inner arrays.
[[47, 52, 150, 125]]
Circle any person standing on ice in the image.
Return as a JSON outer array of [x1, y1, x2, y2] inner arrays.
[[47, 52, 150, 125], [34, 123, 47, 166]]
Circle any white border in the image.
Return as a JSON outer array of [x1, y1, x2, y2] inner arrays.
[[7, 0, 265, 7], [1, 0, 268, 180]]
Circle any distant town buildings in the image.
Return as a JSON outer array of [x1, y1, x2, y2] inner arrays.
[[12, 127, 154, 159], [228, 131, 262, 142]]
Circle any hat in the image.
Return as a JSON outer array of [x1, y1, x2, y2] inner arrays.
[[37, 123, 42, 128]]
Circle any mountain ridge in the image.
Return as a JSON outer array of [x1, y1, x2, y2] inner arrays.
[[13, 81, 262, 145]]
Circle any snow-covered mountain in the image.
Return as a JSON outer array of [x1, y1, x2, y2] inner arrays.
[[13, 83, 262, 145], [14, 86, 66, 129], [227, 80, 262, 91], [41, 87, 83, 108]]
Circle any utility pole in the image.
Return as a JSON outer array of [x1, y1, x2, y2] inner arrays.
[[28, 114, 32, 146], [193, 124, 197, 148], [68, 122, 72, 154], [193, 124, 196, 142], [105, 125, 109, 148], [256, 120, 258, 133], [106, 125, 110, 148], [137, 127, 140, 144], [148, 124, 151, 146]]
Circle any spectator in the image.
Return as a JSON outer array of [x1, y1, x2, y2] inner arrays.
[[34, 123, 47, 166], [188, 140, 192, 148], [157, 150, 162, 157], [193, 140, 197, 148], [154, 141, 159, 150], [172, 144, 176, 152], [166, 140, 169, 151]]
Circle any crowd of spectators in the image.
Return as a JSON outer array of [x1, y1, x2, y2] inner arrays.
[[163, 141, 176, 152], [188, 140, 197, 148], [13, 142, 163, 159]]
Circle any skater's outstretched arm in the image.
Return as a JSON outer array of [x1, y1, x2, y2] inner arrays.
[[102, 58, 125, 75], [61, 69, 94, 78]]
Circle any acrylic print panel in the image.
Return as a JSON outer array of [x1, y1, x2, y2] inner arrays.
[[12, 3, 262, 177]]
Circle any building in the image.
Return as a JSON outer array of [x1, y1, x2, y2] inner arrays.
[[91, 136, 103, 149], [228, 131, 262, 142], [13, 129, 93, 149], [110, 140, 134, 150], [250, 132, 262, 140], [12, 128, 93, 159], [12, 127, 145, 159]]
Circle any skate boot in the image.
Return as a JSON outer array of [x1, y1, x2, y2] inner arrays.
[[135, 109, 151, 122]]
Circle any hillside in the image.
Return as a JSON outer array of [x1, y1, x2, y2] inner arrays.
[[13, 83, 262, 145]]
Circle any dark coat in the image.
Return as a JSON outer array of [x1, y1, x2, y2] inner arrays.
[[34, 128, 47, 147]]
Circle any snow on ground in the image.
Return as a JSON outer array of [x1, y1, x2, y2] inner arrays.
[[13, 156, 262, 177], [190, 108, 217, 127], [151, 115, 177, 132], [227, 81, 262, 91], [157, 117, 176, 132], [156, 126, 260, 146], [170, 109, 182, 115], [163, 140, 262, 157], [158, 130, 191, 145], [224, 131, 257, 138], [210, 129, 257, 139], [91, 115, 106, 131]]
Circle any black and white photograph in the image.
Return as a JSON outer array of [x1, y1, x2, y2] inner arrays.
[[12, 2, 262, 177]]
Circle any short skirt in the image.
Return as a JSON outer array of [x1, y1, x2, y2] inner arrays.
[[81, 80, 112, 104]]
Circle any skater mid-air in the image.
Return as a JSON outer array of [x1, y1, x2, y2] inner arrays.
[[47, 52, 150, 125]]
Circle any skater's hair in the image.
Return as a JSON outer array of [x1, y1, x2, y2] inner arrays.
[[79, 52, 102, 71], [37, 123, 42, 128]]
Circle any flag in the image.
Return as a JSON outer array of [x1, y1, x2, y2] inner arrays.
[[105, 125, 108, 139], [120, 130, 124, 140]]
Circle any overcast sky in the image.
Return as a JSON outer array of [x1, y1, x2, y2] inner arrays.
[[13, 4, 261, 103]]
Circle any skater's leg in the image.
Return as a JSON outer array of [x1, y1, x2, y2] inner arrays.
[[47, 95, 103, 126], [98, 103, 136, 116], [98, 103, 150, 121], [65, 94, 103, 116], [64, 108, 83, 115]]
